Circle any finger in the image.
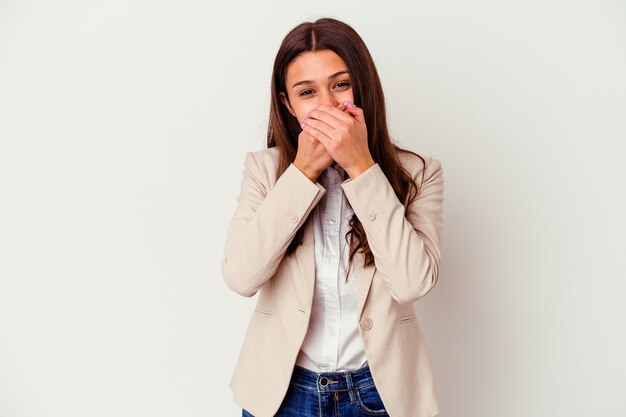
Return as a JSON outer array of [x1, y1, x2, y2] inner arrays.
[[312, 103, 356, 125], [300, 129, 317, 142], [305, 107, 344, 132], [302, 117, 338, 141], [342, 101, 365, 123], [302, 123, 333, 149]]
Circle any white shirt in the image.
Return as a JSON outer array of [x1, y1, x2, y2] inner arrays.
[[295, 162, 369, 372]]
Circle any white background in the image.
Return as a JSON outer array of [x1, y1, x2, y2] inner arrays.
[[1, 1, 625, 416]]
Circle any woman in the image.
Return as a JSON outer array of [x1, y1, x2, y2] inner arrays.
[[221, 17, 444, 417]]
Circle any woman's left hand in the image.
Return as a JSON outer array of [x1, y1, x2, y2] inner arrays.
[[301, 101, 375, 179]]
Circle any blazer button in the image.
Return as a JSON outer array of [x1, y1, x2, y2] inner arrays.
[[368, 212, 376, 221], [361, 317, 373, 330], [290, 214, 299, 223]]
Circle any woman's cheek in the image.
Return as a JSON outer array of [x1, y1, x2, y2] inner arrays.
[[336, 91, 353, 103]]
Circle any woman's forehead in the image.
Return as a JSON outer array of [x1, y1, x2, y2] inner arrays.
[[286, 50, 349, 86]]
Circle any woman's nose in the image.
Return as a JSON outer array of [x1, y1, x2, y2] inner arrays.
[[318, 91, 338, 107]]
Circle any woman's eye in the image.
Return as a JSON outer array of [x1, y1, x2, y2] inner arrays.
[[299, 89, 313, 96], [335, 81, 350, 88]]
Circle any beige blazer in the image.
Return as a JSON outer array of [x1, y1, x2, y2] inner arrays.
[[221, 146, 444, 417]]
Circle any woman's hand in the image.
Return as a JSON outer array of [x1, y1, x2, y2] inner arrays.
[[301, 101, 375, 179], [293, 128, 332, 183], [293, 102, 348, 182]]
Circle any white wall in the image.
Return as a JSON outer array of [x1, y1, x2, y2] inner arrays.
[[1, 1, 624, 416]]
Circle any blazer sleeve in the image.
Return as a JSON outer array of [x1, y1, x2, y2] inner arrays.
[[340, 157, 444, 305], [221, 151, 327, 297]]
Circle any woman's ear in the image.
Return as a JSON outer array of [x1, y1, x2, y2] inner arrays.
[[279, 92, 296, 118]]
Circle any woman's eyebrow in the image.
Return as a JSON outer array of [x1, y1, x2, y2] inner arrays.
[[291, 70, 349, 89]]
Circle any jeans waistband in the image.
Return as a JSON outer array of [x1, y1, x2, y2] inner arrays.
[[290, 363, 376, 392]]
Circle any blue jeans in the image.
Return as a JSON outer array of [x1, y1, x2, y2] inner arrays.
[[242, 363, 389, 416]]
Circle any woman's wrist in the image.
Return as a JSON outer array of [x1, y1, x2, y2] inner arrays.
[[293, 160, 320, 183], [346, 157, 376, 180]]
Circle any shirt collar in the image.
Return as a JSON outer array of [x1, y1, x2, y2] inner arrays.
[[329, 161, 344, 175]]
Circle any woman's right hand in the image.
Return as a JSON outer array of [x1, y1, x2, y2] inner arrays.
[[293, 128, 333, 182]]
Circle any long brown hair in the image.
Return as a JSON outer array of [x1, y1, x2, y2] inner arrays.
[[267, 17, 426, 273]]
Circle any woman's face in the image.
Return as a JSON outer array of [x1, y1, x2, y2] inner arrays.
[[279, 49, 354, 124]]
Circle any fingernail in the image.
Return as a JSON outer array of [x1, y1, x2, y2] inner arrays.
[[343, 101, 350, 107]]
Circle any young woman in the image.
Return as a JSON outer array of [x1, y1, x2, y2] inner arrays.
[[221, 17, 444, 417]]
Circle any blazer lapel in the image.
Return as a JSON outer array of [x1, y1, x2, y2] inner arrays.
[[293, 219, 316, 310], [355, 257, 375, 321]]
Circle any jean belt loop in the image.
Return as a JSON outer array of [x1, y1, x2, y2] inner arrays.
[[344, 372, 357, 403]]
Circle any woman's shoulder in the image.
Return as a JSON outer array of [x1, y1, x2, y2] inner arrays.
[[246, 147, 279, 168], [249, 146, 280, 158], [395, 147, 443, 181], [246, 147, 280, 167], [240, 147, 281, 185]]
